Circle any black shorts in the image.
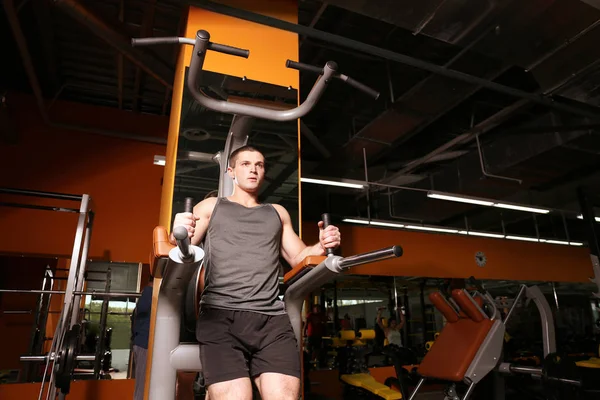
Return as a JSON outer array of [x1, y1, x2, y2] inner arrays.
[[196, 307, 301, 386]]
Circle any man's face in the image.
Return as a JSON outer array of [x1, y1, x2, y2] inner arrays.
[[228, 151, 265, 193]]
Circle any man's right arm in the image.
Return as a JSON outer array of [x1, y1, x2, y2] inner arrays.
[[168, 197, 217, 246]]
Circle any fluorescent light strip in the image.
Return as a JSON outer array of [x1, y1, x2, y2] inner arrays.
[[493, 203, 550, 214], [459, 230, 505, 238], [539, 239, 570, 246], [505, 235, 540, 242], [342, 218, 584, 246], [428, 192, 494, 206], [342, 218, 404, 228], [577, 214, 600, 222], [427, 191, 550, 214], [405, 225, 459, 233], [301, 177, 365, 189]]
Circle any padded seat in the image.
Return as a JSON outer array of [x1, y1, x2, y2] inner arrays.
[[340, 373, 402, 399], [417, 290, 493, 382]]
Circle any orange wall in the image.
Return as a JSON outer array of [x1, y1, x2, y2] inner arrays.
[[0, 378, 134, 399], [301, 222, 593, 282], [0, 92, 167, 263], [185, 0, 299, 88]]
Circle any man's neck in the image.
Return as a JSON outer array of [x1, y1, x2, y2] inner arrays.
[[228, 190, 260, 207]]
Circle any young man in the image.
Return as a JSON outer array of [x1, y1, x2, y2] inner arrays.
[[170, 145, 341, 400]]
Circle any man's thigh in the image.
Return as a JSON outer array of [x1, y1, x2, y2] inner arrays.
[[249, 313, 301, 380], [196, 308, 249, 386]]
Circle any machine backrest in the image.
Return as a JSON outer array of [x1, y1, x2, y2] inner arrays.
[[417, 289, 494, 382]]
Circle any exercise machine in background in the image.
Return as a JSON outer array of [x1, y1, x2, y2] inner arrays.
[[407, 278, 600, 400]]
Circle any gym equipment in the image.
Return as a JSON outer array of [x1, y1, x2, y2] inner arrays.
[[149, 209, 403, 399], [132, 28, 380, 200], [407, 279, 596, 400], [0, 187, 96, 399], [132, 26, 382, 399]]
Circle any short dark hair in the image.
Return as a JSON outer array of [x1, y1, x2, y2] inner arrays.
[[228, 145, 263, 168]]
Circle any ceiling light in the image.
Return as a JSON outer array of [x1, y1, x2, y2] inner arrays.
[[301, 177, 365, 189], [405, 225, 459, 234], [493, 203, 550, 214], [154, 155, 166, 166], [370, 221, 405, 228], [342, 218, 404, 228], [341, 218, 585, 247], [459, 230, 505, 238], [539, 239, 570, 246], [505, 235, 540, 242], [427, 191, 494, 206], [342, 218, 370, 225], [577, 214, 600, 222]]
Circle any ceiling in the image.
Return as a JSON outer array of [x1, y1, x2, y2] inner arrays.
[[3, 0, 600, 246]]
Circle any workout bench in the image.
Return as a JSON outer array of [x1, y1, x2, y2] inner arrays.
[[409, 289, 505, 400], [145, 224, 403, 400]]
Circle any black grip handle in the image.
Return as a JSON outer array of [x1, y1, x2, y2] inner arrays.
[[286, 60, 324, 75], [131, 37, 181, 46], [184, 197, 194, 214], [208, 42, 250, 58], [321, 213, 334, 256], [340, 75, 380, 100]]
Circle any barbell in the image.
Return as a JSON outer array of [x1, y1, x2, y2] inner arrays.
[[21, 324, 112, 394]]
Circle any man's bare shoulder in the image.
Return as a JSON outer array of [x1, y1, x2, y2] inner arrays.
[[271, 204, 291, 222], [194, 197, 218, 217]]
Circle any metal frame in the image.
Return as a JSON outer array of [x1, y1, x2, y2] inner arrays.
[[146, 240, 401, 400], [0, 187, 94, 400]]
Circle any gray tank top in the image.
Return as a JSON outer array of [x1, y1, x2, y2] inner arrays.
[[199, 197, 286, 315]]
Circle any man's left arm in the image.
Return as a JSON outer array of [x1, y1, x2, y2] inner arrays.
[[273, 205, 341, 267]]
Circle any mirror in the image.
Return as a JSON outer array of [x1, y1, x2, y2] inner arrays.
[[171, 67, 300, 235]]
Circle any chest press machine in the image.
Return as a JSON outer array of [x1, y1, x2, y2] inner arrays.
[[407, 279, 587, 400], [133, 29, 396, 400]]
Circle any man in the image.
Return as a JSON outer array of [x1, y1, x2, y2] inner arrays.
[[304, 304, 327, 367], [131, 275, 153, 400], [170, 145, 341, 400]]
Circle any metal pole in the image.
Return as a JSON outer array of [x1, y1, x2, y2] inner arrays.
[[0, 187, 83, 201], [70, 211, 94, 327], [57, 194, 90, 340], [94, 268, 111, 378], [0, 202, 79, 213], [0, 289, 142, 297], [189, 0, 600, 120]]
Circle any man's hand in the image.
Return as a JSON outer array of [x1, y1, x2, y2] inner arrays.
[[318, 221, 341, 252], [172, 212, 199, 240]]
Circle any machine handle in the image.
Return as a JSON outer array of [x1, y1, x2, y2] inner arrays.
[[285, 60, 324, 75], [131, 37, 194, 46], [338, 74, 380, 100], [338, 245, 403, 269], [208, 42, 250, 58], [321, 213, 334, 257], [286, 59, 380, 99], [173, 197, 195, 260], [131, 34, 249, 59]]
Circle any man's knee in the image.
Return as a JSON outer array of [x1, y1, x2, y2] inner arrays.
[[207, 377, 253, 400], [255, 372, 300, 400]]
